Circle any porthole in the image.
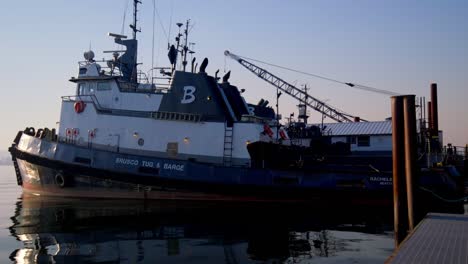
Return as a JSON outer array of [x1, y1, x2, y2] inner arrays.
[[138, 138, 144, 146]]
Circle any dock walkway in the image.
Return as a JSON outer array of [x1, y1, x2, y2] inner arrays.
[[388, 213, 468, 263]]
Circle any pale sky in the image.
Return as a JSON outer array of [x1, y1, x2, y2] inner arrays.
[[1, 0, 467, 152]]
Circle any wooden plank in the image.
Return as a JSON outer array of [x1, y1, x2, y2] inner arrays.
[[388, 213, 468, 264]]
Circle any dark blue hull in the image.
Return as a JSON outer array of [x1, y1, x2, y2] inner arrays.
[[8, 133, 461, 205]]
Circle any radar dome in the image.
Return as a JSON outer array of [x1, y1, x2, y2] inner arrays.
[[84, 50, 95, 61]]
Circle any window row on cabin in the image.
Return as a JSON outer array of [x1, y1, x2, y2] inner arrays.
[[346, 136, 370, 147], [151, 112, 201, 122], [77, 82, 112, 95]]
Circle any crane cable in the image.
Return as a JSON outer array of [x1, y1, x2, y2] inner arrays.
[[153, 1, 168, 41], [236, 54, 400, 96], [167, 0, 174, 48], [121, 0, 130, 35], [151, 0, 156, 83]]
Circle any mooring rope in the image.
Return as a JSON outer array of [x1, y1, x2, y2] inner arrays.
[[419, 186, 468, 203]]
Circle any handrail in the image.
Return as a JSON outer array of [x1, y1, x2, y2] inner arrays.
[[63, 94, 151, 116], [62, 95, 202, 122], [240, 115, 267, 124], [78, 60, 156, 85]]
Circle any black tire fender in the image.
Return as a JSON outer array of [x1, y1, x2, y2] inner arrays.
[[55, 172, 66, 188]]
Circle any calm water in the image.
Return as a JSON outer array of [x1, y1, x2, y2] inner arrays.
[[0, 165, 395, 263]]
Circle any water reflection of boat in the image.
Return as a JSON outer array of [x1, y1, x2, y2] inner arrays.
[[9, 194, 393, 263]]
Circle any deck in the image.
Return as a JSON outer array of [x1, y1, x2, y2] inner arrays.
[[388, 212, 468, 263]]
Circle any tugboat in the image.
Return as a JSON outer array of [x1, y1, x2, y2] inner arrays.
[[7, 1, 460, 204]]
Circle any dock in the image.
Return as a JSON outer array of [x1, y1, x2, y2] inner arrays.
[[388, 213, 468, 263]]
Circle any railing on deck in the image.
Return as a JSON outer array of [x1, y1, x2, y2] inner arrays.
[[62, 95, 202, 122], [442, 145, 467, 164], [78, 60, 171, 91], [150, 111, 201, 122], [240, 115, 267, 124]]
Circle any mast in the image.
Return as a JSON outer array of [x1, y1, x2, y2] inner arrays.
[[130, 0, 142, 40], [298, 84, 309, 124], [182, 20, 190, 72], [109, 0, 140, 82]]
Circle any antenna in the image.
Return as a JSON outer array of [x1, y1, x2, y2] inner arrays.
[[298, 84, 309, 124], [175, 22, 183, 70], [189, 42, 196, 62], [130, 0, 142, 40], [182, 20, 190, 72]]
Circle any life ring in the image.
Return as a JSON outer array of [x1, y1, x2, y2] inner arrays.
[[279, 128, 289, 140], [263, 124, 274, 138], [55, 173, 66, 188], [74, 101, 86, 113]]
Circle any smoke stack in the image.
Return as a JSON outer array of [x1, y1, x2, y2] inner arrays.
[[431, 83, 438, 135], [427, 101, 432, 130]]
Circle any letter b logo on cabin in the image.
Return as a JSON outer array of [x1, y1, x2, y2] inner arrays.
[[181, 86, 196, 104]]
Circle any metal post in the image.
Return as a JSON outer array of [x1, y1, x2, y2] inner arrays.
[[427, 101, 432, 132], [422, 97, 426, 128], [404, 95, 417, 231], [321, 108, 325, 131], [391, 96, 408, 247], [276, 89, 281, 140]]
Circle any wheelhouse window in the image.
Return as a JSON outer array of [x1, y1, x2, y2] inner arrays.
[[77, 83, 85, 95], [97, 82, 111, 91], [77, 83, 95, 95], [79, 68, 87, 75], [357, 136, 370, 147]]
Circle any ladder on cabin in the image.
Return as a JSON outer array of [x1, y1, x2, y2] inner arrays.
[[223, 125, 234, 167]]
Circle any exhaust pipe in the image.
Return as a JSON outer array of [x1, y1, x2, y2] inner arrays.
[[430, 83, 438, 136], [427, 101, 432, 130]]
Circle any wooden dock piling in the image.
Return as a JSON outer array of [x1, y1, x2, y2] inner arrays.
[[403, 95, 417, 231], [391, 95, 408, 247], [392, 95, 418, 247]]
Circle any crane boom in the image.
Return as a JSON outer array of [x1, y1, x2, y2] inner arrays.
[[224, 50, 356, 123]]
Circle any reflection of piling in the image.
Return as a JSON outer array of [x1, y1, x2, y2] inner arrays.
[[392, 95, 417, 247]]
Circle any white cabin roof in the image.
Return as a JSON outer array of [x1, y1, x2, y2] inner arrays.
[[317, 120, 392, 136]]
